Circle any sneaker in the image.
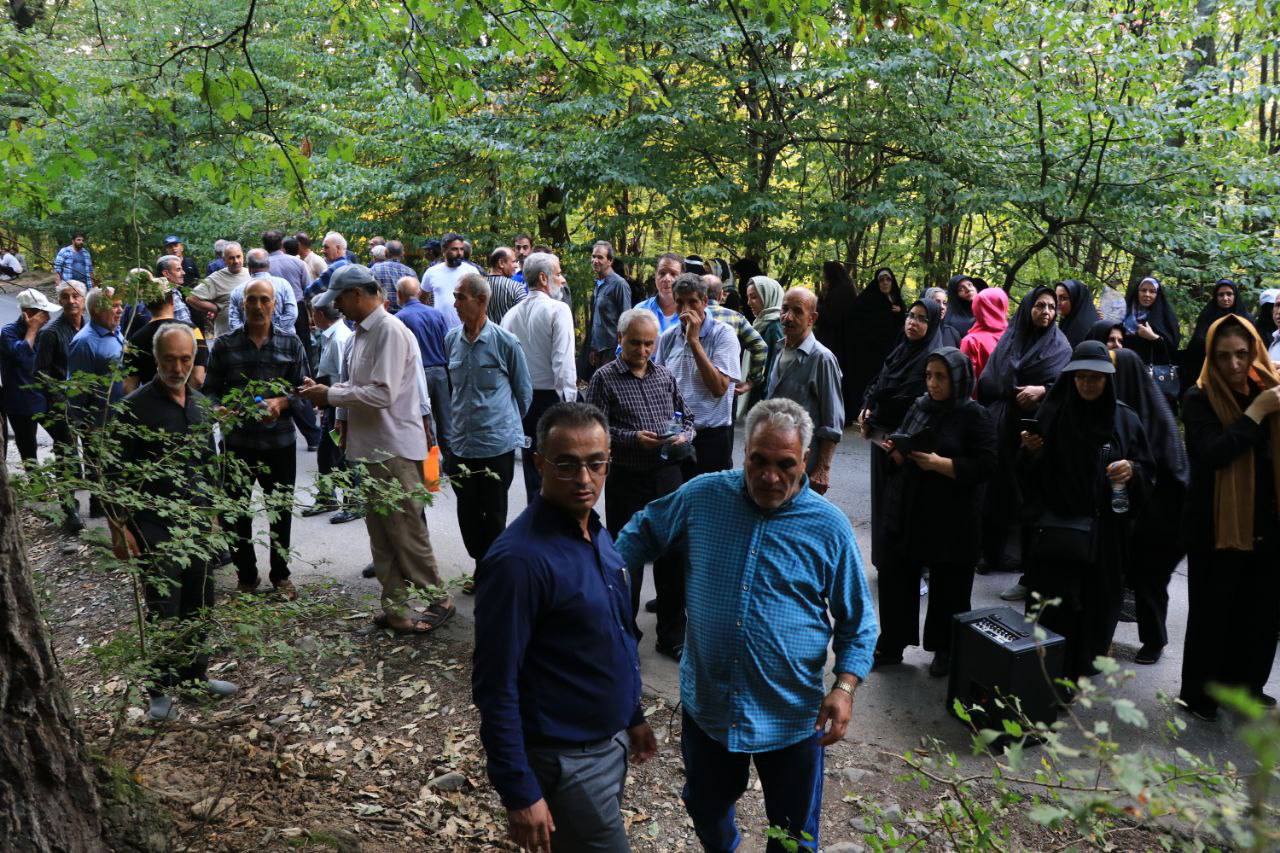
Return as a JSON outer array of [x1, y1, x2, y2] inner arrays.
[[361, 563, 376, 579], [147, 694, 178, 722], [1000, 583, 1027, 602], [1134, 643, 1164, 665], [205, 679, 239, 698], [273, 579, 298, 601], [330, 508, 364, 524]]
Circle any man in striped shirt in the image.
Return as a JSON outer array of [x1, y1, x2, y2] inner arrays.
[[485, 247, 528, 324]]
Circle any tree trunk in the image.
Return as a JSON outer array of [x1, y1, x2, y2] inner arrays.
[[0, 461, 105, 851], [537, 185, 570, 251]]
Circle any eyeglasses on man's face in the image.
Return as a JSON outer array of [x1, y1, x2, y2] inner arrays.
[[548, 457, 611, 480]]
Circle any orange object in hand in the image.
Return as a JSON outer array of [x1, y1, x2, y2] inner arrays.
[[423, 446, 441, 493]]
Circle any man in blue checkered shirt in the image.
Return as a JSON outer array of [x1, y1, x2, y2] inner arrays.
[[616, 397, 877, 852]]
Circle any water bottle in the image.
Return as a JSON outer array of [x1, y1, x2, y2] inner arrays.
[[658, 411, 683, 461], [1103, 443, 1129, 514]]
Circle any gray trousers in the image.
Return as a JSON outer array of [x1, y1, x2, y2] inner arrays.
[[526, 732, 630, 852], [423, 364, 451, 455]]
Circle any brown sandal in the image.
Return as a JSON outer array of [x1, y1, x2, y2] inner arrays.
[[373, 613, 435, 634]]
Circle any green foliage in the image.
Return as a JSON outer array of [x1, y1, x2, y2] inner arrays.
[[5, 0, 1280, 313]]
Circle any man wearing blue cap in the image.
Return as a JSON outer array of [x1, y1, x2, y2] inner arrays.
[[163, 236, 201, 288]]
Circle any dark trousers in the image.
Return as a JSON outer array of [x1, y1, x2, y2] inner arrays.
[[44, 417, 81, 518], [134, 518, 215, 694], [606, 463, 685, 648], [447, 450, 515, 565], [315, 401, 353, 505], [290, 398, 322, 448], [1181, 540, 1280, 714], [222, 444, 297, 586], [681, 711, 824, 853], [875, 554, 920, 655], [520, 389, 562, 503], [5, 412, 40, 461], [423, 365, 451, 456], [526, 733, 630, 852], [922, 561, 975, 652], [681, 424, 734, 480]]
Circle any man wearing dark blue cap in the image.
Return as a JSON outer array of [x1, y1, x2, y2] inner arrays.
[[163, 236, 201, 287]]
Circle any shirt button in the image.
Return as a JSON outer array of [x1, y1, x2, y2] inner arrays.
[[736, 620, 742, 627], [741, 584, 747, 591], [731, 723, 738, 728]]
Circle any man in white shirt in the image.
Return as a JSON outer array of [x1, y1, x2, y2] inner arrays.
[[0, 246, 23, 279], [422, 232, 482, 329], [500, 251, 577, 501], [298, 264, 452, 635]]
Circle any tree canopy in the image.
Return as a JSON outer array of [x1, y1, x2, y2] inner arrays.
[[4, 0, 1280, 313]]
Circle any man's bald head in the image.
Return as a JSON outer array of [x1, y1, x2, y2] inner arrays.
[[780, 287, 818, 346], [396, 275, 422, 305], [244, 278, 276, 328]]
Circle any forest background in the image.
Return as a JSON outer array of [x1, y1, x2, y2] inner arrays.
[[3, 0, 1280, 321]]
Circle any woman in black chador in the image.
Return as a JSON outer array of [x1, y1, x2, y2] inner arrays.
[[1183, 278, 1252, 396], [844, 267, 905, 416], [1056, 279, 1098, 347], [1018, 340, 1154, 685], [1112, 349, 1189, 665], [860, 298, 943, 667], [877, 347, 997, 675], [1121, 276, 1181, 367], [1179, 315, 1280, 721], [974, 286, 1072, 576], [942, 273, 985, 342]]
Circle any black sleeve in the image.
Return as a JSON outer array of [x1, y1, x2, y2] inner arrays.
[[1182, 388, 1260, 471], [202, 339, 228, 401], [952, 405, 999, 486]]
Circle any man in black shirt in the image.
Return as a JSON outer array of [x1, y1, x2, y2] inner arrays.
[[34, 280, 87, 532], [203, 279, 307, 599], [111, 323, 237, 721], [124, 283, 209, 393]]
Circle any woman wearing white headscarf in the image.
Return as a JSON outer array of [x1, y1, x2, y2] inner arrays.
[[745, 276, 784, 410]]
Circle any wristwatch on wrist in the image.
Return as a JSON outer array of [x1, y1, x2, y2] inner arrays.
[[833, 679, 856, 699]]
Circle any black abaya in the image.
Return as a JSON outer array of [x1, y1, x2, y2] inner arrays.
[[844, 268, 905, 415], [1057, 279, 1099, 347]]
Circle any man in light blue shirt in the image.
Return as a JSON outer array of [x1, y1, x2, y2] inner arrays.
[[616, 398, 877, 853], [228, 249, 299, 336], [67, 285, 126, 424], [445, 272, 532, 581]]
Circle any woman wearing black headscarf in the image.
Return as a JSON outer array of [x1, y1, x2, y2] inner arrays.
[[1087, 319, 1125, 350], [843, 267, 905, 415], [1122, 276, 1181, 367], [860, 298, 943, 666], [974, 286, 1074, 580], [1179, 315, 1280, 720], [1183, 278, 1252, 396], [942, 274, 984, 342], [1056, 279, 1099, 347], [878, 347, 997, 675], [1112, 349, 1189, 664], [1019, 340, 1154, 685]]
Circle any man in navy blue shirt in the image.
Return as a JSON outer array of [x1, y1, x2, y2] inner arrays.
[[473, 402, 656, 853], [394, 276, 452, 455]]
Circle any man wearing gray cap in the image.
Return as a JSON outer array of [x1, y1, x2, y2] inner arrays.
[[298, 264, 453, 634], [1, 289, 59, 463]]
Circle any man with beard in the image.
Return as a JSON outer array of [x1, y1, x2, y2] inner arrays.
[[111, 323, 238, 721], [424, 232, 483, 329]]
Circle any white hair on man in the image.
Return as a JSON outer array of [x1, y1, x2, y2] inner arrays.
[[323, 231, 347, 253], [222, 241, 243, 258], [151, 321, 196, 360], [522, 252, 558, 289], [57, 279, 87, 296], [744, 397, 813, 453], [617, 307, 658, 337], [85, 285, 117, 317], [458, 271, 491, 300], [213, 238, 227, 256], [370, 244, 387, 262]]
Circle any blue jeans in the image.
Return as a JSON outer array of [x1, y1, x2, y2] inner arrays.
[[680, 710, 824, 852]]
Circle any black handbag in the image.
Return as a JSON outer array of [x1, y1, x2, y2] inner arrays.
[[1148, 340, 1179, 402], [1030, 511, 1097, 564]]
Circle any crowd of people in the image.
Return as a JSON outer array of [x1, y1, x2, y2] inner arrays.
[[0, 228, 1278, 852]]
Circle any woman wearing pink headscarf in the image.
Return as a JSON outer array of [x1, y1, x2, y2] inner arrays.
[[960, 287, 1010, 383]]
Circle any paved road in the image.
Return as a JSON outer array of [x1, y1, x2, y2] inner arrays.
[[4, 287, 1272, 769]]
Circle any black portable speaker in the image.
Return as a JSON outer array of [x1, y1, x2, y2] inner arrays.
[[946, 606, 1066, 731]]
